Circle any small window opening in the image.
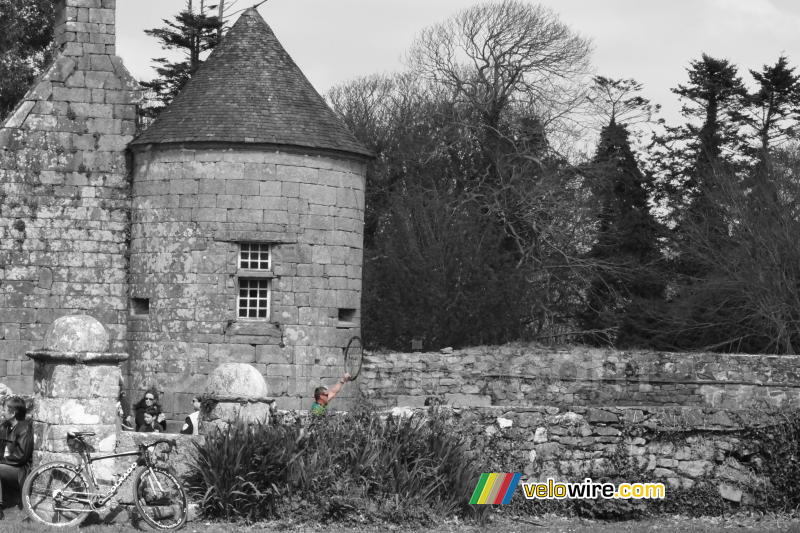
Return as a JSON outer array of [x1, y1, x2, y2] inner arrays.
[[337, 308, 357, 328], [131, 298, 150, 316], [338, 308, 356, 322]]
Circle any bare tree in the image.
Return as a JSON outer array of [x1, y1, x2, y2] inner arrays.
[[327, 3, 599, 348], [407, 0, 592, 138]]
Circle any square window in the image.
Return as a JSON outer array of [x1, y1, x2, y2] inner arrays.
[[236, 242, 272, 320], [237, 278, 270, 319], [239, 243, 271, 270]]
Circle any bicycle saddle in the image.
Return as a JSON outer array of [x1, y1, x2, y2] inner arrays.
[[67, 432, 95, 438]]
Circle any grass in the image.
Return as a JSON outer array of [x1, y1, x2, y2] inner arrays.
[[5, 509, 800, 533]]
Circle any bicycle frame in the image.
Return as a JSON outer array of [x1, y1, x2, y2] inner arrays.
[[50, 441, 167, 511]]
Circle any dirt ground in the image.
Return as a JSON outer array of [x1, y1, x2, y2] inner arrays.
[[5, 504, 800, 533]]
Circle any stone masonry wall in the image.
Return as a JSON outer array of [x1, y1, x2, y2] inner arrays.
[[0, 0, 140, 394], [419, 405, 773, 506], [355, 344, 800, 505], [128, 146, 366, 419], [357, 344, 800, 410]]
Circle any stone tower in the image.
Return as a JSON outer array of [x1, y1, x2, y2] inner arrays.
[[126, 9, 370, 412], [0, 0, 140, 393]]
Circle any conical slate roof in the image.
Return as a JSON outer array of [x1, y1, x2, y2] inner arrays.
[[131, 8, 370, 158]]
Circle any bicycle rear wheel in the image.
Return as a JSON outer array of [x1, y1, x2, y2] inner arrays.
[[133, 466, 188, 530], [22, 462, 91, 528], [344, 336, 363, 380]]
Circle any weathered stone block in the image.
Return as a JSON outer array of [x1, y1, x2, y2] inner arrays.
[[677, 460, 710, 478], [586, 408, 619, 424], [266, 364, 294, 378], [89, 7, 114, 24], [52, 86, 91, 102], [718, 483, 743, 502], [208, 344, 255, 364], [216, 195, 241, 208], [38, 424, 116, 453], [444, 393, 491, 407], [33, 397, 117, 424], [44, 315, 109, 352], [34, 363, 120, 398], [90, 53, 114, 72], [255, 345, 291, 365]]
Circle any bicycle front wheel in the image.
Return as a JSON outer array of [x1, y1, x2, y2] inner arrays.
[[22, 461, 91, 528], [133, 466, 188, 530]]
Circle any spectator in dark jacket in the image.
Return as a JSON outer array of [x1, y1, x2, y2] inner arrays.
[[133, 389, 167, 433], [0, 396, 34, 519], [137, 407, 162, 433]]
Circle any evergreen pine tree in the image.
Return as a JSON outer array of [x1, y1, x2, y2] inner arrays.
[[141, 1, 222, 117], [739, 56, 800, 204], [671, 54, 747, 243], [580, 120, 663, 346]]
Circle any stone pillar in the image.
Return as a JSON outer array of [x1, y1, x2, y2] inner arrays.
[[26, 315, 128, 467], [202, 363, 272, 433]]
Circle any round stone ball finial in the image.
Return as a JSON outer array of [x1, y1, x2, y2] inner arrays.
[[44, 315, 109, 353], [206, 363, 268, 400]]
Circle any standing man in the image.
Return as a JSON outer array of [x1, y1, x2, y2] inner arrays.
[[311, 373, 351, 416], [0, 396, 34, 519]]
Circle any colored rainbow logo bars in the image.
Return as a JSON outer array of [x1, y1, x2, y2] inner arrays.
[[469, 473, 521, 504]]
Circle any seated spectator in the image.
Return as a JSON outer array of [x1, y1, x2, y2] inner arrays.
[[0, 396, 34, 519], [134, 389, 166, 432], [118, 391, 133, 431], [137, 407, 162, 433], [180, 396, 201, 435], [117, 379, 133, 431]]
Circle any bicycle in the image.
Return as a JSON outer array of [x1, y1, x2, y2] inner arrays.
[[22, 431, 188, 530]]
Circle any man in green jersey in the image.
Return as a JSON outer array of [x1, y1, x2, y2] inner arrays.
[[311, 373, 351, 416]]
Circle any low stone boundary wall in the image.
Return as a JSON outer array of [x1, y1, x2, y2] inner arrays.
[[448, 405, 767, 502], [357, 344, 800, 410]]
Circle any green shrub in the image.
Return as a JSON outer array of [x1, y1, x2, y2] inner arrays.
[[185, 420, 301, 521], [186, 407, 488, 525]]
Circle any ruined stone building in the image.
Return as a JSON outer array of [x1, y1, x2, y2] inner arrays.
[[0, 0, 370, 419]]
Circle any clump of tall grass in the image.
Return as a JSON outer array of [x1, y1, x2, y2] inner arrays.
[[186, 407, 487, 524]]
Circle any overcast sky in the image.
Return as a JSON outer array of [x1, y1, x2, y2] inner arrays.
[[117, 0, 800, 125]]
